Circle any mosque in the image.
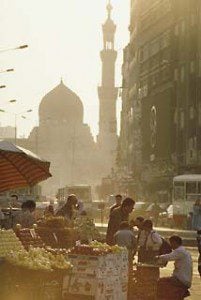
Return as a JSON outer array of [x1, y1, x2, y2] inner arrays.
[[17, 2, 118, 195]]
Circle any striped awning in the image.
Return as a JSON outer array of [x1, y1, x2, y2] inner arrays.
[[0, 140, 52, 192]]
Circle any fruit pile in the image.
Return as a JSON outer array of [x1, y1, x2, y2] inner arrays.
[[37, 216, 68, 228], [46, 246, 69, 256], [69, 241, 125, 256], [0, 229, 23, 257], [6, 247, 73, 271], [15, 228, 44, 250]]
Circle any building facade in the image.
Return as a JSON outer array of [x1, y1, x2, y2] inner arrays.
[[118, 0, 201, 200]]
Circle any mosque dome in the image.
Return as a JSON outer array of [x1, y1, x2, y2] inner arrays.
[[39, 80, 83, 124]]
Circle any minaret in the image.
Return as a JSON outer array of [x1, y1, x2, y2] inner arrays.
[[97, 1, 118, 168]]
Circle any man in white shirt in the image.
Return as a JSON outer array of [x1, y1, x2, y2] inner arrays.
[[157, 235, 192, 300]]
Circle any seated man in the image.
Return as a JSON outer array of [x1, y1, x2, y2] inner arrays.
[[156, 235, 192, 300]]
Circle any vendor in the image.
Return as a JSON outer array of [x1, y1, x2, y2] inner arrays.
[[56, 194, 78, 221], [10, 194, 21, 208], [106, 197, 135, 245], [13, 200, 36, 228]]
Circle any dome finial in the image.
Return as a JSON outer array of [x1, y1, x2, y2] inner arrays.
[[107, 0, 113, 19]]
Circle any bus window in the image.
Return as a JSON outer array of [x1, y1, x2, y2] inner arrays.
[[186, 182, 196, 194], [174, 182, 184, 200]]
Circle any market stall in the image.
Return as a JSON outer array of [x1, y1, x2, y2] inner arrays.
[[63, 241, 129, 300], [36, 215, 101, 249], [0, 228, 72, 300], [0, 226, 129, 300], [128, 263, 160, 300]]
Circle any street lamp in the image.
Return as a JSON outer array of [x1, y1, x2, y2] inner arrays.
[[0, 68, 14, 74], [18, 115, 39, 154], [14, 109, 33, 143], [0, 44, 28, 53], [0, 106, 33, 144], [0, 99, 16, 103]]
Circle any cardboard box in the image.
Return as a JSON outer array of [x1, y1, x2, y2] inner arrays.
[[65, 252, 128, 299]]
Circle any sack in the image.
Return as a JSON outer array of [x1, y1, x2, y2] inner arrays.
[[159, 238, 172, 255]]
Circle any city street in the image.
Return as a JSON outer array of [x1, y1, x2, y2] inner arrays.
[[1, 0, 201, 299]]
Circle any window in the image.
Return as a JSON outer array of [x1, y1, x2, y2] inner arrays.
[[161, 31, 170, 48], [139, 48, 144, 62], [198, 102, 201, 126], [150, 38, 160, 56], [186, 182, 196, 194], [174, 24, 179, 36], [174, 109, 178, 124], [190, 61, 195, 73], [180, 110, 185, 129], [181, 20, 186, 34], [191, 13, 196, 26], [181, 66, 185, 82], [174, 68, 178, 81], [189, 106, 195, 120], [189, 137, 193, 149], [193, 136, 197, 148]]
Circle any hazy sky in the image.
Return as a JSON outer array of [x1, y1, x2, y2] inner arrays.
[[0, 0, 130, 139]]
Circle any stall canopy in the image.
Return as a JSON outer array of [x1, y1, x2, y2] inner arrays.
[[0, 141, 52, 192]]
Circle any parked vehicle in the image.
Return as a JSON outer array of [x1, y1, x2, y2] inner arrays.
[[158, 204, 174, 228], [130, 201, 150, 220], [173, 174, 201, 227]]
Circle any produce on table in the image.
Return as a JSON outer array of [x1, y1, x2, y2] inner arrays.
[[36, 216, 78, 248], [0, 229, 23, 257], [37, 216, 70, 228], [45, 246, 69, 256], [69, 241, 125, 256], [6, 246, 73, 271], [15, 227, 44, 250], [55, 227, 78, 248], [35, 227, 59, 248], [90, 240, 126, 253]]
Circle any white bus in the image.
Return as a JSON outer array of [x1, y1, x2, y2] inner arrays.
[[173, 174, 201, 225]]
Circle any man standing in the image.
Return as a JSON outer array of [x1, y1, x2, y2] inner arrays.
[[106, 197, 135, 245], [157, 235, 192, 300], [10, 194, 21, 208], [13, 200, 36, 228], [109, 194, 122, 215]]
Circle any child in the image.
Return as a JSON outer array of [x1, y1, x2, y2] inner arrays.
[[114, 221, 137, 268]]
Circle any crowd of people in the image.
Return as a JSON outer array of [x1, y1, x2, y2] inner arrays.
[[106, 194, 201, 299], [0, 194, 81, 229], [0, 192, 200, 299]]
